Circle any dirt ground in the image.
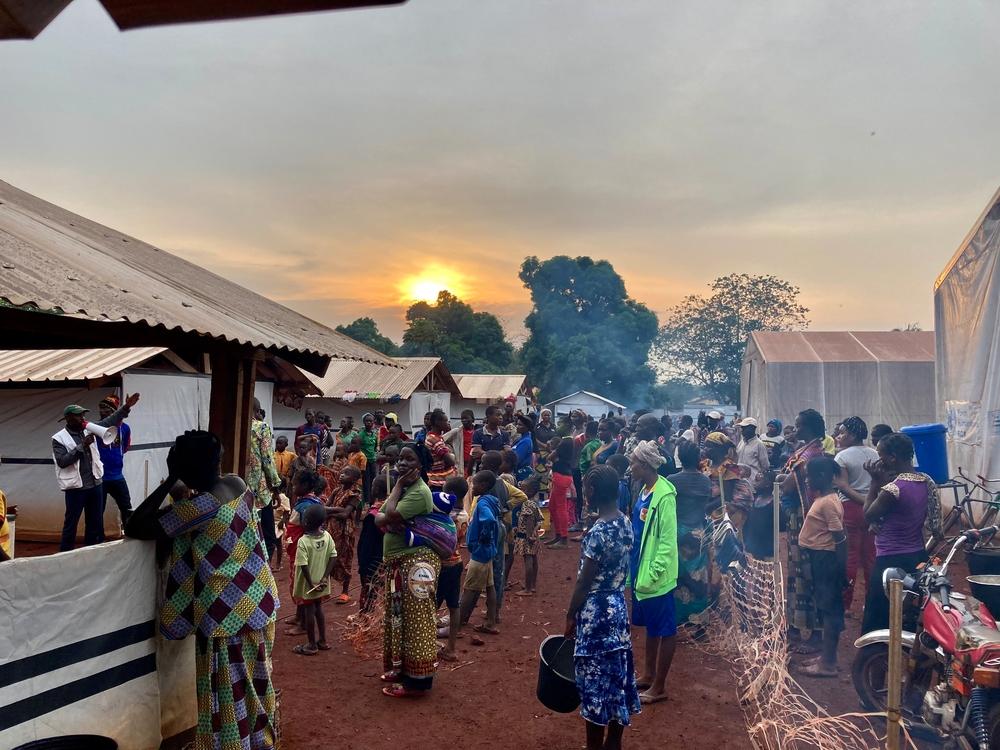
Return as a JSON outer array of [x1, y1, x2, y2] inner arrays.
[[271, 537, 753, 750]]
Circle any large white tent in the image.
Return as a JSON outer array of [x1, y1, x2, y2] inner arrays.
[[741, 330, 936, 431], [935, 186, 1000, 484]]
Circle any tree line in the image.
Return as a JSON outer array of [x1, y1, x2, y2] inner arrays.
[[336, 261, 811, 409]]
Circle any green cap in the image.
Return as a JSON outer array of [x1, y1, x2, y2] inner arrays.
[[60, 404, 89, 421]]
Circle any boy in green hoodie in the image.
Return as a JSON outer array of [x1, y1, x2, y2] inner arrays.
[[627, 440, 679, 705]]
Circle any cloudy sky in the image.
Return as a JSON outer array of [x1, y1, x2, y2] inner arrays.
[[1, 0, 997, 341]]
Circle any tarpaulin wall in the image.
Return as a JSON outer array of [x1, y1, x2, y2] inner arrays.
[[935, 188, 1000, 485], [0, 539, 195, 749], [0, 372, 274, 541]]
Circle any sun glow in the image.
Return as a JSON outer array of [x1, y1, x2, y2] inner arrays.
[[401, 267, 465, 304]]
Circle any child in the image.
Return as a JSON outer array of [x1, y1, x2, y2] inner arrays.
[[284, 470, 327, 636], [273, 435, 295, 489], [435, 476, 471, 662], [289, 436, 318, 500], [272, 491, 291, 572], [459, 470, 501, 638], [357, 474, 388, 613], [797, 455, 847, 677], [329, 440, 349, 477], [293, 503, 338, 655], [326, 464, 363, 604], [347, 435, 368, 475], [514, 476, 543, 596]]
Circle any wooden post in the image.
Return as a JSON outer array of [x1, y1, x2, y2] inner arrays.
[[208, 349, 257, 477], [886, 577, 904, 750]]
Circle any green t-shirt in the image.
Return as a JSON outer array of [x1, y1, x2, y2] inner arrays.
[[383, 480, 434, 559], [339, 429, 359, 446], [293, 530, 337, 600], [360, 429, 379, 461], [580, 438, 602, 473]]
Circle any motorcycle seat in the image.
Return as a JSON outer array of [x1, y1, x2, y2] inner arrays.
[[956, 623, 1000, 651]]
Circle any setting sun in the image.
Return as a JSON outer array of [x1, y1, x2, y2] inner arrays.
[[401, 267, 466, 303]]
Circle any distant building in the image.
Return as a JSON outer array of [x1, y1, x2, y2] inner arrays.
[[451, 373, 529, 420], [545, 390, 627, 418], [682, 397, 739, 421]]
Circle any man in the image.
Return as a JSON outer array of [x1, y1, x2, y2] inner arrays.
[[248, 398, 282, 563], [501, 399, 516, 429], [736, 418, 770, 483], [96, 394, 134, 529], [705, 410, 727, 441], [52, 393, 139, 551], [833, 417, 879, 612], [414, 411, 432, 445], [470, 405, 510, 473], [460, 409, 477, 477], [760, 419, 786, 468]]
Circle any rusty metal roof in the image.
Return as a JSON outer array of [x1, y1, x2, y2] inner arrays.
[[0, 346, 165, 383], [748, 331, 936, 363], [0, 0, 406, 40], [308, 357, 460, 400], [0, 180, 393, 373], [453, 373, 527, 401]]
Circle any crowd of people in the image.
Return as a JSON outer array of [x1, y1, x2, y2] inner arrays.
[[33, 387, 944, 750]]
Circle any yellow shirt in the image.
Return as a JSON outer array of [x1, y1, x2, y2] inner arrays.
[[0, 489, 10, 559], [822, 435, 836, 455], [274, 450, 294, 480]]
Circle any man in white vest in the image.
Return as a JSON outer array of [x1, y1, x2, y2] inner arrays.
[[52, 393, 139, 551]]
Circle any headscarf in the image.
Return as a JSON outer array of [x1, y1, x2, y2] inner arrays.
[[632, 440, 665, 470], [767, 418, 782, 431], [704, 431, 734, 448], [99, 394, 121, 410]]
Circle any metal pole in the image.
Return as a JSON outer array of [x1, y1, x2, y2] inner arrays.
[[886, 577, 904, 750]]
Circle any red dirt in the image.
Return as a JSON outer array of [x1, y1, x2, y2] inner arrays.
[[271, 538, 753, 750]]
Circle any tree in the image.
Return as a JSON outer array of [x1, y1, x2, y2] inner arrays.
[[519, 256, 658, 405], [400, 291, 514, 374], [647, 379, 699, 411], [654, 273, 809, 405], [335, 317, 400, 356]]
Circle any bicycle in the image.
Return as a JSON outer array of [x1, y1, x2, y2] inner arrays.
[[929, 467, 1000, 553]]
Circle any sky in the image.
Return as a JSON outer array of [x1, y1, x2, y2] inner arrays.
[[1, 0, 998, 342]]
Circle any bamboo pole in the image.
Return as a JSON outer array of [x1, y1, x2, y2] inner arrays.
[[773, 480, 782, 588], [886, 577, 904, 750]]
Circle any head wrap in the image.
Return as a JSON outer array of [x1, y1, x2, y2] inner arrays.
[[767, 418, 782, 430], [704, 431, 734, 448], [385, 412, 398, 422], [631, 440, 665, 469], [99, 394, 120, 409], [361, 412, 374, 421]]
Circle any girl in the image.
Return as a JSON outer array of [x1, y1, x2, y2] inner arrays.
[[514, 476, 543, 596], [357, 473, 388, 613], [511, 413, 536, 483], [565, 465, 640, 750], [288, 435, 318, 500], [546, 437, 575, 549], [284, 470, 325, 636], [326, 464, 362, 604], [293, 503, 338, 655]]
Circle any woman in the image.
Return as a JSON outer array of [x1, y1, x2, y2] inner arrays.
[[667, 441, 714, 628], [359, 413, 380, 503], [375, 446, 440, 697], [779, 408, 828, 645], [592, 420, 620, 466], [546, 437, 575, 549], [628, 440, 679, 705], [565, 465, 640, 750], [512, 412, 536, 483], [125, 431, 278, 749], [702, 432, 755, 523], [424, 408, 458, 489], [861, 433, 942, 634], [535, 408, 556, 447]]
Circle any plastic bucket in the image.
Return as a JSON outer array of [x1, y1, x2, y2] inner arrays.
[[13, 737, 117, 750], [537, 634, 580, 713], [900, 423, 949, 484]]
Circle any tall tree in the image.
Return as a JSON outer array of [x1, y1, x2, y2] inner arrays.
[[400, 291, 514, 374], [654, 273, 809, 405], [335, 317, 400, 356], [519, 256, 658, 405]]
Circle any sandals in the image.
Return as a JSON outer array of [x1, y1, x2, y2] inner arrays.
[[473, 624, 500, 635], [293, 644, 318, 656], [382, 683, 426, 699], [380, 670, 401, 683], [335, 594, 351, 605], [639, 691, 669, 705]]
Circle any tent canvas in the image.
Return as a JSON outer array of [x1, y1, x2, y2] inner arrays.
[[935, 186, 1000, 485], [741, 330, 936, 432]]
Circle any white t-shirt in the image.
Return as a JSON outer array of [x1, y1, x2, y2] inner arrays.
[[835, 444, 879, 496]]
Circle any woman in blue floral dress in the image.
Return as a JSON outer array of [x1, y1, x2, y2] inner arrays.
[[565, 465, 641, 750]]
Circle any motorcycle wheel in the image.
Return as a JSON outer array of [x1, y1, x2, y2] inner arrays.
[[987, 702, 1000, 749], [852, 643, 892, 712]]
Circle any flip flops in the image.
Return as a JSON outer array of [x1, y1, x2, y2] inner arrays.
[[639, 691, 668, 705], [473, 624, 500, 635], [292, 644, 317, 656], [335, 594, 351, 605], [382, 683, 426, 699]]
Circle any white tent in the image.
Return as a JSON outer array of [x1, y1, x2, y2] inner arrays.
[[741, 331, 937, 431], [545, 390, 627, 418], [451, 373, 529, 420], [935, 186, 1000, 484]]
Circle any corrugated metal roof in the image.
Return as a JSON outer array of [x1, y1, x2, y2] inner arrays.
[[545, 390, 627, 410], [453, 373, 527, 401], [0, 347, 165, 383], [0, 180, 393, 372], [748, 331, 936, 363], [308, 357, 460, 400]]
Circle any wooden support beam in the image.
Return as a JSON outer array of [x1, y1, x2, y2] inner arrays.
[[208, 351, 256, 477]]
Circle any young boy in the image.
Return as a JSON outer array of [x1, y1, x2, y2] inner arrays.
[[347, 435, 368, 474], [797, 455, 847, 677], [513, 477, 543, 596], [293, 503, 338, 655], [273, 435, 295, 489], [436, 476, 471, 662], [459, 471, 502, 639]]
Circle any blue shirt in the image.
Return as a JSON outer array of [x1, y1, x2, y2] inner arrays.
[[617, 478, 632, 516], [97, 421, 131, 481], [630, 487, 653, 585], [471, 427, 509, 454], [468, 494, 500, 564], [512, 434, 534, 482]]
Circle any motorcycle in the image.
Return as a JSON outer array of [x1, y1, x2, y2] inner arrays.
[[852, 526, 1000, 749]]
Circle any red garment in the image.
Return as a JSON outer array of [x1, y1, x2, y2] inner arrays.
[[842, 499, 876, 610], [549, 471, 573, 537], [462, 427, 474, 476]]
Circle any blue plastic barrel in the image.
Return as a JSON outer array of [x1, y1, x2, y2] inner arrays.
[[900, 423, 949, 483]]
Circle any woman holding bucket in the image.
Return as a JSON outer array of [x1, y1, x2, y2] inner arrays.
[[565, 464, 640, 750]]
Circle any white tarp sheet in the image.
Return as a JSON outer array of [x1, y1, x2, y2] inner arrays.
[[935, 188, 1000, 484], [0, 540, 165, 749]]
